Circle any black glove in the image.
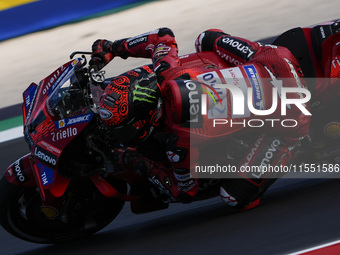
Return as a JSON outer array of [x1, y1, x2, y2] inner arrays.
[[113, 148, 154, 176], [90, 39, 114, 69]]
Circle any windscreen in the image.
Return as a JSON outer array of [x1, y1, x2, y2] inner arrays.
[[47, 69, 88, 119]]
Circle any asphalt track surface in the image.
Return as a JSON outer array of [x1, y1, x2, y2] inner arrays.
[[1, 138, 340, 255]]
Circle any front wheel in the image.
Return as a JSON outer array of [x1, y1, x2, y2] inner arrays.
[[0, 176, 126, 244]]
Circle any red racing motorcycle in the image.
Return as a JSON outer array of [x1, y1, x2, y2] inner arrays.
[[0, 20, 339, 243]]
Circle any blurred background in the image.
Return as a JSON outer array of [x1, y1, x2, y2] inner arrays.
[[0, 0, 339, 109]]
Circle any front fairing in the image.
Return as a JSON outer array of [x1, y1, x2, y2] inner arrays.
[[22, 59, 94, 188]]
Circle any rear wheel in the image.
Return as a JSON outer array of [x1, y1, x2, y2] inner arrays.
[[0, 176, 126, 244]]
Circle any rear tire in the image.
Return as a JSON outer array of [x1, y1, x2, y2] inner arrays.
[[0, 176, 126, 244]]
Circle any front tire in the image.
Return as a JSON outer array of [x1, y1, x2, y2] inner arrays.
[[0, 176, 126, 244]]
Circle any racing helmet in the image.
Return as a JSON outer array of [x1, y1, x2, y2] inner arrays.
[[98, 71, 163, 145]]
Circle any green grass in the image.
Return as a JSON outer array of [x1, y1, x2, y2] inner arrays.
[[0, 116, 23, 131]]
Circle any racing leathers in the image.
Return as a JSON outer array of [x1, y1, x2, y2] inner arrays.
[[92, 27, 311, 208]]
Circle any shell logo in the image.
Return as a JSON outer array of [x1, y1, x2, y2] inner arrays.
[[58, 120, 66, 128], [324, 122, 340, 138]]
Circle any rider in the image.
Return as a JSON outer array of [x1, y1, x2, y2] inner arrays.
[[91, 27, 311, 209]]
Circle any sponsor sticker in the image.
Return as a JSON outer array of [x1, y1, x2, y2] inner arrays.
[[153, 44, 171, 60], [39, 141, 62, 155], [220, 36, 255, 60], [34, 146, 58, 167], [324, 122, 340, 138], [127, 36, 148, 48], [23, 83, 37, 112], [197, 71, 227, 119], [13, 159, 28, 184], [42, 64, 68, 95], [37, 162, 54, 186], [56, 113, 93, 129], [220, 67, 250, 118], [51, 127, 78, 141], [178, 80, 203, 127], [197, 67, 250, 119], [243, 65, 265, 110]]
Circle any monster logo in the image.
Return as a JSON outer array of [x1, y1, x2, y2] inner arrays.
[[133, 85, 157, 103]]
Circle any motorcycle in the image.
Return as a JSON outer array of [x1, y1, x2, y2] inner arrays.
[[0, 20, 339, 244]]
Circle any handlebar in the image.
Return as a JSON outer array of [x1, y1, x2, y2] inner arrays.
[[69, 51, 92, 59], [70, 51, 106, 88]]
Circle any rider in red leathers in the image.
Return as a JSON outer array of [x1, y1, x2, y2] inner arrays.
[[91, 27, 312, 209]]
